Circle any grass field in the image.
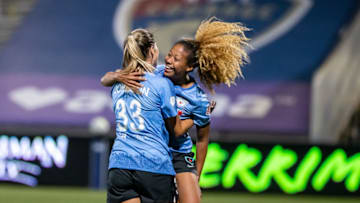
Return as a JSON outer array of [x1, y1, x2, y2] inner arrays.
[[0, 184, 359, 203]]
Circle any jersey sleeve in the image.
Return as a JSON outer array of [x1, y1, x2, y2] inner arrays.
[[110, 83, 116, 97], [193, 97, 211, 127], [157, 77, 177, 119], [154, 65, 165, 76]]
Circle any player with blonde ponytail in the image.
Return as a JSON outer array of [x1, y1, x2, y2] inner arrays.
[[121, 31, 156, 74], [102, 17, 251, 203], [105, 28, 193, 203]]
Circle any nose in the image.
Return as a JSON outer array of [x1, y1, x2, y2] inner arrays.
[[165, 55, 172, 64]]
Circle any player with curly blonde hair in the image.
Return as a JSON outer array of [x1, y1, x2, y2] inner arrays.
[[162, 17, 250, 203], [166, 17, 250, 92]]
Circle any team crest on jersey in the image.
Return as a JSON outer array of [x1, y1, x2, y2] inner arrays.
[[113, 0, 312, 58], [176, 96, 189, 108]]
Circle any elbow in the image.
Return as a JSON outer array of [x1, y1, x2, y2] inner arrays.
[[100, 78, 110, 87], [174, 130, 182, 137], [100, 72, 114, 87], [100, 77, 106, 86], [174, 128, 185, 137]]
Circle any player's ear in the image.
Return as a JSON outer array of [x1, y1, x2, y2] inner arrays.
[[146, 46, 154, 64], [149, 44, 156, 56], [148, 44, 159, 66], [149, 46, 154, 56]]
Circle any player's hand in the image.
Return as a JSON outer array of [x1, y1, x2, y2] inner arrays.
[[114, 69, 146, 90], [209, 100, 216, 113]]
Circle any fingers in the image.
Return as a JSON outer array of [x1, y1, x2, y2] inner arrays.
[[125, 80, 143, 89], [209, 100, 216, 113], [130, 71, 145, 76], [130, 76, 146, 81], [113, 72, 145, 83], [129, 72, 146, 81]]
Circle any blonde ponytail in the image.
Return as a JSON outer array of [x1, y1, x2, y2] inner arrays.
[[122, 29, 156, 75]]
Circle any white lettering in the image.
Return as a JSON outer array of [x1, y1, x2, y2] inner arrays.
[[33, 137, 52, 168], [211, 94, 231, 117], [20, 136, 33, 161], [8, 86, 67, 111], [0, 135, 69, 169], [65, 90, 111, 113], [7, 86, 295, 120], [0, 160, 5, 177], [7, 162, 18, 178], [9, 137, 21, 159], [44, 136, 68, 168], [228, 94, 273, 118], [0, 136, 8, 159], [139, 87, 150, 97]]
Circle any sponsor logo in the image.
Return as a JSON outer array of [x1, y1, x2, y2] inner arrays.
[[113, 0, 312, 58], [7, 86, 297, 119], [184, 155, 195, 168], [170, 96, 176, 106], [0, 135, 69, 186]]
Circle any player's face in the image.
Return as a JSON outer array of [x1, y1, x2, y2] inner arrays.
[[164, 44, 193, 84]]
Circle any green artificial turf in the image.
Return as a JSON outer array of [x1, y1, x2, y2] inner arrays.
[[0, 184, 359, 203]]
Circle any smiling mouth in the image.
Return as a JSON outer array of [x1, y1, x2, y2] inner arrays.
[[165, 66, 174, 72]]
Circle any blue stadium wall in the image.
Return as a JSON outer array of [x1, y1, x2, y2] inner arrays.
[[0, 0, 358, 136]]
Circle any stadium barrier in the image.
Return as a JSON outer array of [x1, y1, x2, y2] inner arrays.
[[1, 134, 359, 195]]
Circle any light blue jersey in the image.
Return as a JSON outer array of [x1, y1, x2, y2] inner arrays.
[[108, 72, 177, 176], [155, 65, 210, 153]]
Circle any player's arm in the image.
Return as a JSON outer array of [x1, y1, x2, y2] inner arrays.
[[193, 100, 216, 179], [100, 69, 145, 88], [195, 123, 210, 179], [160, 77, 194, 137], [165, 116, 194, 137]]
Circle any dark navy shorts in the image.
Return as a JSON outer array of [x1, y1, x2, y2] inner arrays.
[[107, 168, 175, 203], [172, 151, 197, 175]]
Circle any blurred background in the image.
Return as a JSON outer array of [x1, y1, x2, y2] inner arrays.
[[0, 0, 359, 202]]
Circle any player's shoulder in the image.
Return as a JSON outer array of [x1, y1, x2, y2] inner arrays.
[[178, 82, 209, 109], [189, 84, 211, 119], [145, 71, 162, 81], [154, 64, 165, 76], [194, 83, 209, 103], [145, 72, 174, 89]]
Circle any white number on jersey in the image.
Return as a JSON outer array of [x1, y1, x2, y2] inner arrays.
[[115, 99, 145, 132]]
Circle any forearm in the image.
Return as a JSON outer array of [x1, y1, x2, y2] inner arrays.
[[100, 72, 117, 87], [174, 116, 193, 137], [164, 116, 193, 138], [196, 124, 210, 178], [196, 140, 208, 178]]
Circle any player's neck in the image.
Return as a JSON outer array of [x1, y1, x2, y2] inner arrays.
[[179, 76, 195, 89], [179, 81, 194, 89]]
